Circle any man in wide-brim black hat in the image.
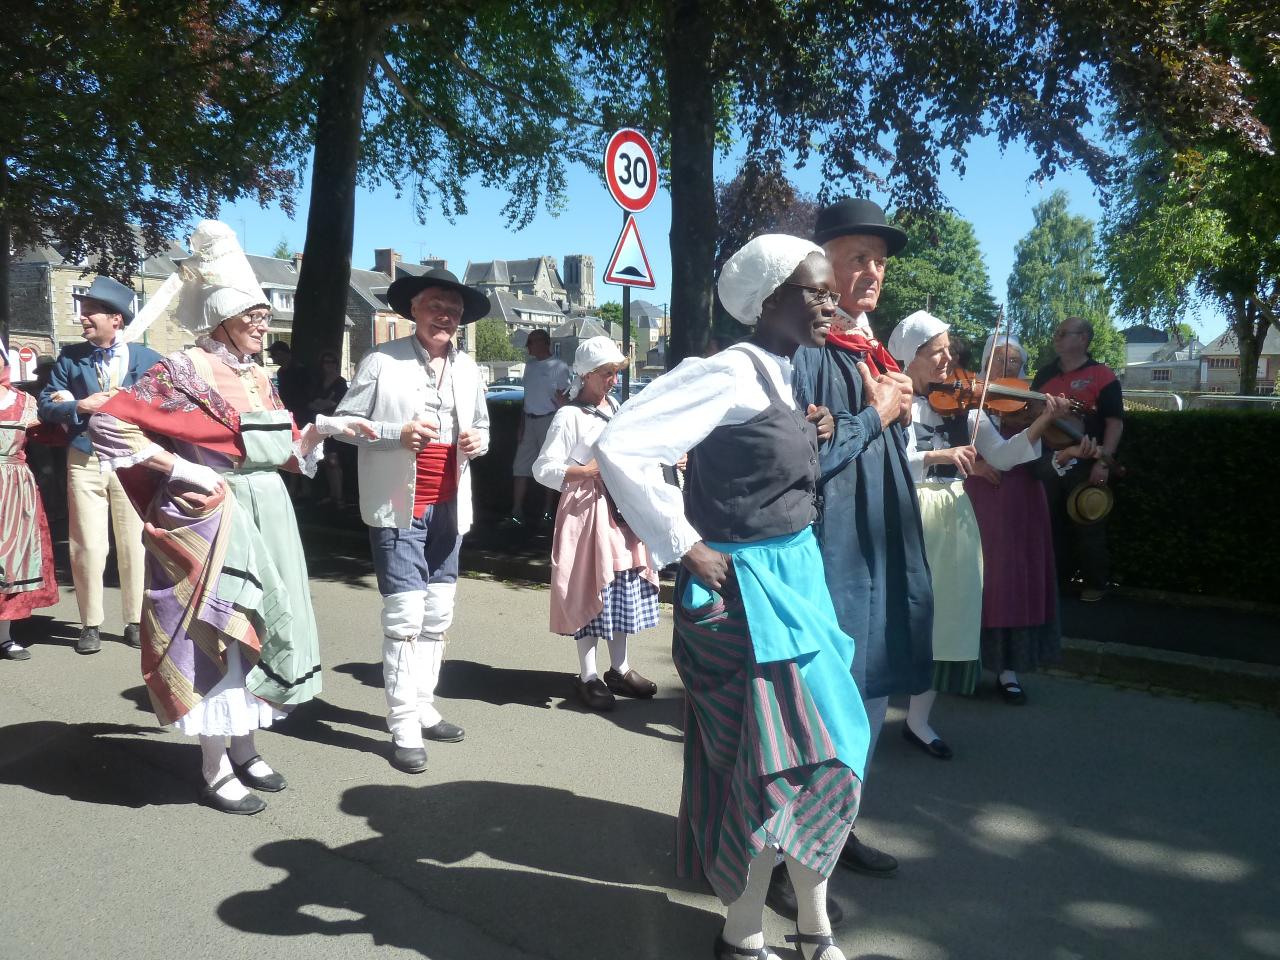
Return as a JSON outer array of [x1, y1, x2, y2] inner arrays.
[[315, 265, 492, 774], [772, 197, 936, 912]]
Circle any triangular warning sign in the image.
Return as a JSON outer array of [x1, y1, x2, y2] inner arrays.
[[603, 215, 657, 288]]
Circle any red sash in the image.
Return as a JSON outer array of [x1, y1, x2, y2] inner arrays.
[[413, 442, 459, 517], [826, 330, 900, 374]]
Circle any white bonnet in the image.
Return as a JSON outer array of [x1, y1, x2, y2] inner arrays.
[[717, 234, 824, 326], [888, 310, 950, 366], [568, 336, 626, 399], [980, 333, 1028, 377], [177, 220, 269, 333]]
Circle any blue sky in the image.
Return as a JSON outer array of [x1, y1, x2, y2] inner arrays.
[[217, 133, 1223, 340]]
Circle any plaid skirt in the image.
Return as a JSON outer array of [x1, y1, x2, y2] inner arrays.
[[573, 567, 659, 640]]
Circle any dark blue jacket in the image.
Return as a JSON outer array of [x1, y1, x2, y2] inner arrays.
[[38, 341, 162, 454], [793, 344, 935, 699]]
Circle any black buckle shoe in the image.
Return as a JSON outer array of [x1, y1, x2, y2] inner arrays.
[[838, 833, 898, 877], [230, 754, 287, 792], [785, 928, 840, 960], [200, 774, 267, 815]]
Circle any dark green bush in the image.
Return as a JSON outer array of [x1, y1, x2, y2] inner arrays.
[[1109, 410, 1280, 600]]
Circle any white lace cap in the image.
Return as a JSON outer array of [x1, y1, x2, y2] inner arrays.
[[176, 220, 269, 333], [717, 234, 824, 326], [888, 310, 949, 366]]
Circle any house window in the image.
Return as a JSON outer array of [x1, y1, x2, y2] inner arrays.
[[272, 290, 294, 311], [388, 321, 397, 342], [1151, 369, 1171, 382], [1207, 357, 1240, 369]]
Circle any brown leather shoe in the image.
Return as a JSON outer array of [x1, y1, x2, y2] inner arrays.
[[573, 676, 616, 711], [603, 667, 657, 699]]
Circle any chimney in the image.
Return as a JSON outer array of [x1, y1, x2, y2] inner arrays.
[[374, 248, 401, 277], [291, 253, 303, 272], [421, 257, 447, 271]]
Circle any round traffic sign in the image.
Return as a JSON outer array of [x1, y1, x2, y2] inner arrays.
[[604, 128, 658, 213], [18, 346, 36, 365]]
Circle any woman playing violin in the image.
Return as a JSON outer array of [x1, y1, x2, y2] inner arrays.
[[887, 312, 1077, 758], [964, 336, 1099, 705]]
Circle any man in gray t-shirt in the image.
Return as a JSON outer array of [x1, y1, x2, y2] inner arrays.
[[508, 328, 570, 526]]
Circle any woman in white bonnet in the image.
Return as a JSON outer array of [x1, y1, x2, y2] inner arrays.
[[532, 335, 660, 711], [89, 220, 374, 815], [597, 235, 870, 960]]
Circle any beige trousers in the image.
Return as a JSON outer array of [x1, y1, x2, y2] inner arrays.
[[67, 446, 145, 628]]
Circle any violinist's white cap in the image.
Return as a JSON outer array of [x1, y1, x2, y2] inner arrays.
[[888, 310, 949, 366]]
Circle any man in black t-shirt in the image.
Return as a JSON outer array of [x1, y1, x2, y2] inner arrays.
[[1032, 316, 1124, 601]]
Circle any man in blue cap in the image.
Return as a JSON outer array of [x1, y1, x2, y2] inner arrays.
[[39, 276, 161, 654]]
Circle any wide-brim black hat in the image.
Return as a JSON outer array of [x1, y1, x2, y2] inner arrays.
[[387, 269, 490, 324], [78, 276, 136, 322], [812, 198, 909, 255]]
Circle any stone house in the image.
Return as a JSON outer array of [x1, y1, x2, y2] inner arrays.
[[1199, 326, 1280, 394], [1122, 338, 1203, 393], [464, 254, 596, 311]]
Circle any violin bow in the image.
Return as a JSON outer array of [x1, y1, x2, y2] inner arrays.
[[969, 307, 1003, 446]]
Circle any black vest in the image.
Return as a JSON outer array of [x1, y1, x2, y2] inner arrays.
[[685, 346, 819, 543]]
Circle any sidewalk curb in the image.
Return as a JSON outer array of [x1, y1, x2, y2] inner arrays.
[[302, 526, 1280, 711]]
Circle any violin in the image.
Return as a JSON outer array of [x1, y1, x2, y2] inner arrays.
[[927, 370, 1126, 476]]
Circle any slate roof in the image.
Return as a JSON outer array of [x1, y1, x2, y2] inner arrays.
[[1202, 326, 1280, 356], [245, 254, 300, 288], [14, 228, 189, 278], [1121, 324, 1169, 344], [348, 267, 393, 311], [485, 289, 565, 325], [552, 317, 611, 340]]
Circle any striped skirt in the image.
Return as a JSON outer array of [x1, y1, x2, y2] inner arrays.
[[672, 571, 861, 905]]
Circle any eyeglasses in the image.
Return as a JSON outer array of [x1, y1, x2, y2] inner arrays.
[[243, 311, 273, 328], [1053, 329, 1085, 340], [782, 282, 841, 306]]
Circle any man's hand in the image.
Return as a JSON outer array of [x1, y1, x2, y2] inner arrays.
[[856, 361, 901, 430], [806, 404, 835, 443], [884, 370, 914, 424], [399, 419, 440, 453], [1089, 459, 1110, 486], [969, 460, 1001, 486], [458, 429, 484, 458], [76, 391, 112, 416], [681, 541, 736, 595]]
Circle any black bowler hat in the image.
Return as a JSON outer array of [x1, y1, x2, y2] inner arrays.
[[77, 276, 136, 322], [812, 198, 908, 255], [387, 268, 490, 324]]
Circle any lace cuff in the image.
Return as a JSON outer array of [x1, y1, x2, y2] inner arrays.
[[292, 436, 323, 479], [97, 442, 164, 474]]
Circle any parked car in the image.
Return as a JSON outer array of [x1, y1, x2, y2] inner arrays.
[[486, 385, 525, 405], [487, 376, 523, 390]]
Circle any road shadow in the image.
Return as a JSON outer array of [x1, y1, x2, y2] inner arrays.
[[218, 780, 721, 959], [0, 720, 194, 808], [10, 613, 79, 649], [272, 697, 387, 755]]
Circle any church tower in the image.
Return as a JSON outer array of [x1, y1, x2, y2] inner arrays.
[[563, 254, 596, 310]]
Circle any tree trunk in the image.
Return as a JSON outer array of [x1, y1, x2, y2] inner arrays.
[[1235, 299, 1265, 395], [290, 13, 376, 368], [663, 0, 718, 367], [0, 157, 11, 343]]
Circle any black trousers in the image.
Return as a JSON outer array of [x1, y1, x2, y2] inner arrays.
[[1040, 460, 1110, 590]]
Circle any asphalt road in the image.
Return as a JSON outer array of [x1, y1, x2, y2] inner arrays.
[[2, 561, 1278, 960]]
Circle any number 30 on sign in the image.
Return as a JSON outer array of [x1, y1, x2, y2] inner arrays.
[[604, 128, 658, 213]]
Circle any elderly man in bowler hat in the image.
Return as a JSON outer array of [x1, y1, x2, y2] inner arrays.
[[39, 276, 161, 654], [318, 268, 490, 774], [770, 199, 937, 910]]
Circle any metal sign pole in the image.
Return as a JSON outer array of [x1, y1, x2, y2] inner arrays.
[[621, 210, 632, 397]]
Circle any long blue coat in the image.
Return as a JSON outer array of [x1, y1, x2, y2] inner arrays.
[[793, 344, 934, 699]]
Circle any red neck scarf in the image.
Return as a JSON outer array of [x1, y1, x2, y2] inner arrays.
[[825, 329, 901, 374]]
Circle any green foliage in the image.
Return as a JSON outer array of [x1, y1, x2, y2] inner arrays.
[[1110, 410, 1280, 600], [472, 317, 520, 362], [598, 302, 622, 327], [872, 211, 998, 344], [1007, 191, 1125, 370], [271, 237, 293, 259]]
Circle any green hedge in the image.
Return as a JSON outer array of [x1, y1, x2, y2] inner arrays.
[[1109, 410, 1280, 600]]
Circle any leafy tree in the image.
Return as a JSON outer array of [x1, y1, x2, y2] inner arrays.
[[0, 0, 307, 337], [872, 211, 998, 345], [1102, 18, 1280, 396], [598, 301, 622, 327], [271, 237, 293, 259], [472, 316, 520, 362], [1008, 191, 1124, 371]]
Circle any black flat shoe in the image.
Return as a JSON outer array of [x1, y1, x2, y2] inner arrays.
[[838, 833, 898, 877], [230, 754, 287, 792], [785, 928, 841, 960], [200, 774, 266, 815], [1, 642, 31, 661], [998, 680, 1027, 705], [902, 723, 953, 760], [391, 745, 428, 774], [423, 720, 465, 743], [714, 933, 777, 959], [122, 623, 142, 649], [75, 626, 101, 655], [764, 862, 845, 927]]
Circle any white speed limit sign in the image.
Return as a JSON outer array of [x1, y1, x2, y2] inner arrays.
[[604, 128, 658, 213]]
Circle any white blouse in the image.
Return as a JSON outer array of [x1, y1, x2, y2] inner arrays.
[[904, 395, 1040, 485], [532, 397, 619, 491], [597, 342, 795, 568]]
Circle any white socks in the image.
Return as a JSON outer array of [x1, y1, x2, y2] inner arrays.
[[607, 631, 630, 675], [906, 690, 940, 744], [228, 732, 275, 779], [199, 736, 249, 801], [722, 846, 777, 951], [783, 854, 845, 960], [576, 635, 599, 682], [999, 669, 1020, 688]]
